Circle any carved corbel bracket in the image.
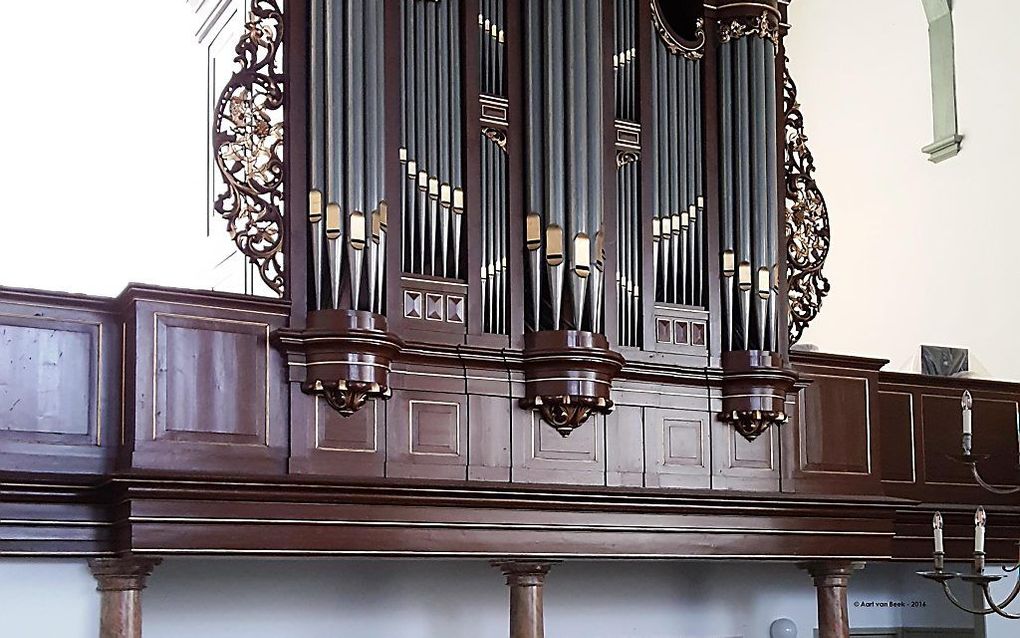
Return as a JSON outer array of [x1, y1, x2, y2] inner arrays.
[[519, 331, 624, 437], [719, 350, 798, 442], [274, 310, 404, 416]]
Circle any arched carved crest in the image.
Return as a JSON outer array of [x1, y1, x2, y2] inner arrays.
[[651, 2, 705, 60], [213, 1, 286, 296], [784, 62, 831, 345]]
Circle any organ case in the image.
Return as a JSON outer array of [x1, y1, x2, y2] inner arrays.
[[280, 0, 798, 482]]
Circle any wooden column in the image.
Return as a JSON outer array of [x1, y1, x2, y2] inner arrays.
[[88, 557, 162, 638], [492, 561, 556, 638], [800, 561, 864, 638]]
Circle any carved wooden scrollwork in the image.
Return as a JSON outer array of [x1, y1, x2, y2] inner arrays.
[[783, 62, 831, 345], [651, 2, 705, 60], [616, 151, 640, 168], [718, 12, 779, 46], [213, 1, 285, 296], [482, 126, 508, 152]]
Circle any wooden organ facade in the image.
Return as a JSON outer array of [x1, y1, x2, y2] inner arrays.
[[2, 1, 1018, 637]]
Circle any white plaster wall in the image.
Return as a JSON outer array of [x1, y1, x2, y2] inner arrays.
[[2, 1, 246, 297], [0, 559, 976, 637], [785, 0, 1020, 380]]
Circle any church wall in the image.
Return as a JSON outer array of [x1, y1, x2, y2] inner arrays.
[[786, 0, 1020, 380]]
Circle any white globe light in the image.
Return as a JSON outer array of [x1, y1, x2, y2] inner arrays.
[[770, 618, 798, 638]]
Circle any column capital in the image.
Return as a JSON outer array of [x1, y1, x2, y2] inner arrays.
[[491, 561, 558, 588], [799, 560, 865, 587], [88, 556, 162, 592]]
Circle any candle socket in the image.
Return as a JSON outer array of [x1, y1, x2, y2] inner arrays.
[[934, 551, 945, 573], [962, 433, 972, 455], [973, 551, 986, 575]]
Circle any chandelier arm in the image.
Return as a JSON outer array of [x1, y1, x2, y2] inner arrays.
[[994, 573, 1020, 608], [942, 582, 997, 616], [983, 586, 1020, 619], [972, 464, 1020, 495]]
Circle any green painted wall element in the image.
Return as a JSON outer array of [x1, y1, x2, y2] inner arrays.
[[921, 0, 963, 163]]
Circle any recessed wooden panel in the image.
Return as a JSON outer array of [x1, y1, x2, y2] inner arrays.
[[665, 419, 703, 465], [409, 400, 461, 456], [923, 394, 1019, 487], [535, 417, 598, 462], [879, 391, 915, 483], [154, 314, 268, 446], [386, 390, 467, 480], [787, 354, 886, 495], [317, 398, 379, 453], [712, 417, 780, 491], [732, 430, 775, 470], [799, 375, 871, 474], [123, 288, 288, 476], [644, 408, 710, 488], [512, 408, 606, 486], [0, 316, 98, 443]]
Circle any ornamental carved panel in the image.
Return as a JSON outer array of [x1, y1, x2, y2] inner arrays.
[[213, 0, 285, 296], [784, 62, 831, 345]]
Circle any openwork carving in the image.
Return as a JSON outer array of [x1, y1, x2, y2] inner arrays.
[[313, 380, 383, 417], [482, 127, 508, 152], [651, 2, 705, 60], [214, 1, 285, 296], [520, 331, 624, 438], [522, 395, 613, 438], [718, 12, 779, 46], [722, 409, 788, 442], [784, 63, 831, 345], [274, 310, 404, 418]]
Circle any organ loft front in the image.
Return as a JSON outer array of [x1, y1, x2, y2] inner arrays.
[[3, 1, 1019, 637]]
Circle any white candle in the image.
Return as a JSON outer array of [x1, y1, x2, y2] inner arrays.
[[962, 391, 973, 438], [933, 512, 944, 554], [974, 506, 986, 554]]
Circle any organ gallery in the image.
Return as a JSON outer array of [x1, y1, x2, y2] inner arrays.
[[2, 1, 1018, 636]]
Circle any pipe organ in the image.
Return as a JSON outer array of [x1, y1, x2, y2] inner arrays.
[[14, 5, 1020, 635], [287, 0, 799, 440]]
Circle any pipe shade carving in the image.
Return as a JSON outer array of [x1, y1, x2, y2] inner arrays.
[[213, 0, 286, 296], [784, 63, 831, 347]]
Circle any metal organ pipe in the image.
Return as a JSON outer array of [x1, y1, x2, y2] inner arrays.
[[524, 0, 603, 334], [650, 16, 706, 315], [305, 0, 391, 315], [525, 1, 544, 332], [397, 0, 466, 284], [717, 19, 782, 353], [764, 37, 779, 352], [309, 0, 326, 310]]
